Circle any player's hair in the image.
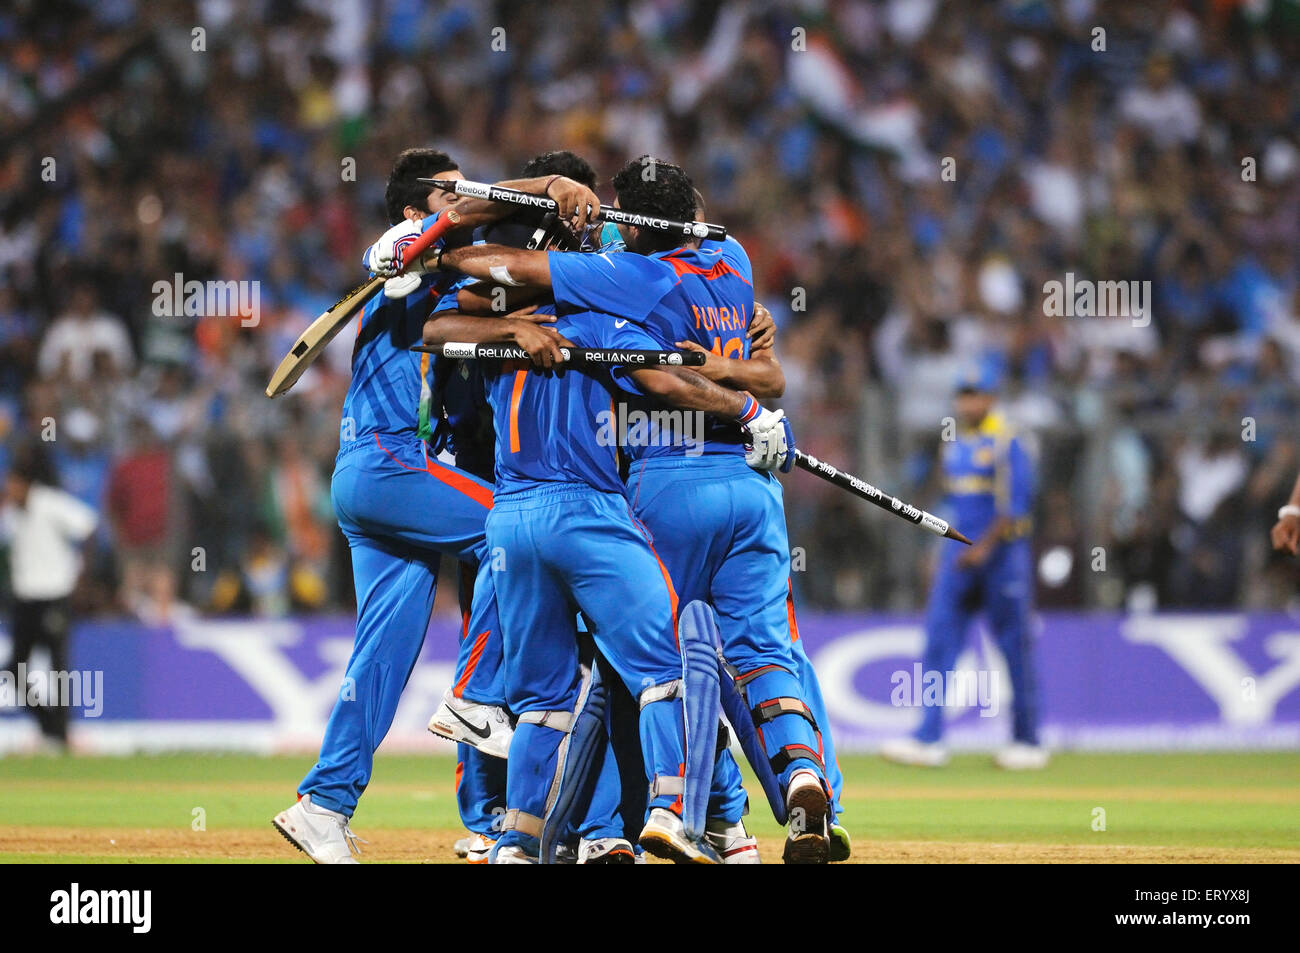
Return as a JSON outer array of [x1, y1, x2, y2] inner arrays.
[[385, 148, 459, 224], [611, 155, 698, 251], [521, 150, 598, 190]]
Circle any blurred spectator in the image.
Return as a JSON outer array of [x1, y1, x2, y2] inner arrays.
[[106, 417, 179, 622], [36, 281, 134, 384], [0, 0, 1297, 614]]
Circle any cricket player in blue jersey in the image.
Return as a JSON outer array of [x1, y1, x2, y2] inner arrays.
[[880, 366, 1045, 770], [425, 224, 793, 864], [574, 158, 835, 863], [594, 177, 850, 862], [673, 306, 852, 862], [273, 150, 602, 863], [436, 149, 612, 864], [424, 160, 829, 862], [425, 325, 507, 865]]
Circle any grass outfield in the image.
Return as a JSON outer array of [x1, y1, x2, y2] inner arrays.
[[1, 751, 1297, 863]]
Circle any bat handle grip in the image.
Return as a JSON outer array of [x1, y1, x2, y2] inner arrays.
[[401, 209, 461, 268]]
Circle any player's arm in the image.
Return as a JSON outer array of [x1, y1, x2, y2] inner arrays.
[[627, 366, 746, 418], [432, 244, 551, 289], [956, 515, 1013, 569], [748, 300, 777, 351], [422, 310, 572, 370], [674, 344, 784, 397], [1270, 470, 1300, 554], [629, 366, 794, 472], [455, 282, 548, 316], [673, 302, 784, 397], [447, 176, 600, 231]]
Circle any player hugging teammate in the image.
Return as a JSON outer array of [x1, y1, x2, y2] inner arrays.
[[272, 147, 849, 865]]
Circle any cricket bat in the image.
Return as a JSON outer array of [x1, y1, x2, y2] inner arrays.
[[264, 210, 462, 397]]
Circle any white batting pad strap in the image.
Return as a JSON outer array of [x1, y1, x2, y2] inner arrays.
[[649, 775, 684, 798], [518, 709, 573, 733], [638, 679, 681, 709], [499, 808, 543, 837]]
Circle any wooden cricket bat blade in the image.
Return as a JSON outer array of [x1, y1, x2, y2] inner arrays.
[[265, 275, 383, 397]]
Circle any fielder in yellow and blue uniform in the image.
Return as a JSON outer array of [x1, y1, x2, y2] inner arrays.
[[915, 367, 1038, 747]]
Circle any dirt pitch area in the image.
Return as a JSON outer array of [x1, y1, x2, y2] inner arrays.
[[5, 825, 1298, 864]]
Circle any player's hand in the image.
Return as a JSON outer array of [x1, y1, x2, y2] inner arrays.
[[365, 220, 425, 277], [745, 406, 794, 472], [748, 302, 776, 351], [507, 304, 553, 323], [509, 319, 572, 370], [957, 542, 993, 569], [545, 176, 600, 231], [1271, 514, 1300, 554], [674, 340, 725, 381]]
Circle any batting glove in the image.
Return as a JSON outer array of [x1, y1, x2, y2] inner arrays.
[[363, 220, 426, 279], [741, 402, 795, 472]]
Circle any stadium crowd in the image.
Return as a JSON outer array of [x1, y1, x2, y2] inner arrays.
[[1, 0, 1298, 619]]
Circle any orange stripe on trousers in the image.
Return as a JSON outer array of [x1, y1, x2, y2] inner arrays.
[[372, 434, 494, 510], [454, 629, 491, 698], [786, 579, 801, 643]]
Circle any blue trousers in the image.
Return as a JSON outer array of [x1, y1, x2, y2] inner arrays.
[[916, 539, 1038, 745], [487, 483, 689, 855], [298, 434, 504, 817], [627, 455, 830, 810], [457, 742, 507, 838]]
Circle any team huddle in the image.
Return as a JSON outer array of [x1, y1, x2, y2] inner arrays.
[[270, 147, 849, 864]]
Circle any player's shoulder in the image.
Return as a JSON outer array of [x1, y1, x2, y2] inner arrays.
[[552, 247, 616, 270], [703, 235, 751, 264]]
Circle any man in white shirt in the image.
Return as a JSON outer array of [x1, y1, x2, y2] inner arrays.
[[36, 282, 135, 384], [1, 451, 98, 748]]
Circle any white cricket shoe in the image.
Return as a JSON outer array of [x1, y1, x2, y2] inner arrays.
[[465, 833, 496, 864], [272, 794, 366, 864], [638, 808, 723, 865], [783, 769, 830, 865], [995, 743, 1050, 771], [578, 836, 636, 864], [705, 818, 761, 864], [453, 835, 470, 858], [427, 688, 513, 759], [491, 844, 538, 864], [879, 737, 950, 767]]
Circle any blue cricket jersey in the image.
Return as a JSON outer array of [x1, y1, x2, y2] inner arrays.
[[339, 212, 458, 444], [452, 303, 633, 497], [940, 413, 1034, 543], [424, 274, 496, 480], [548, 237, 755, 461]]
